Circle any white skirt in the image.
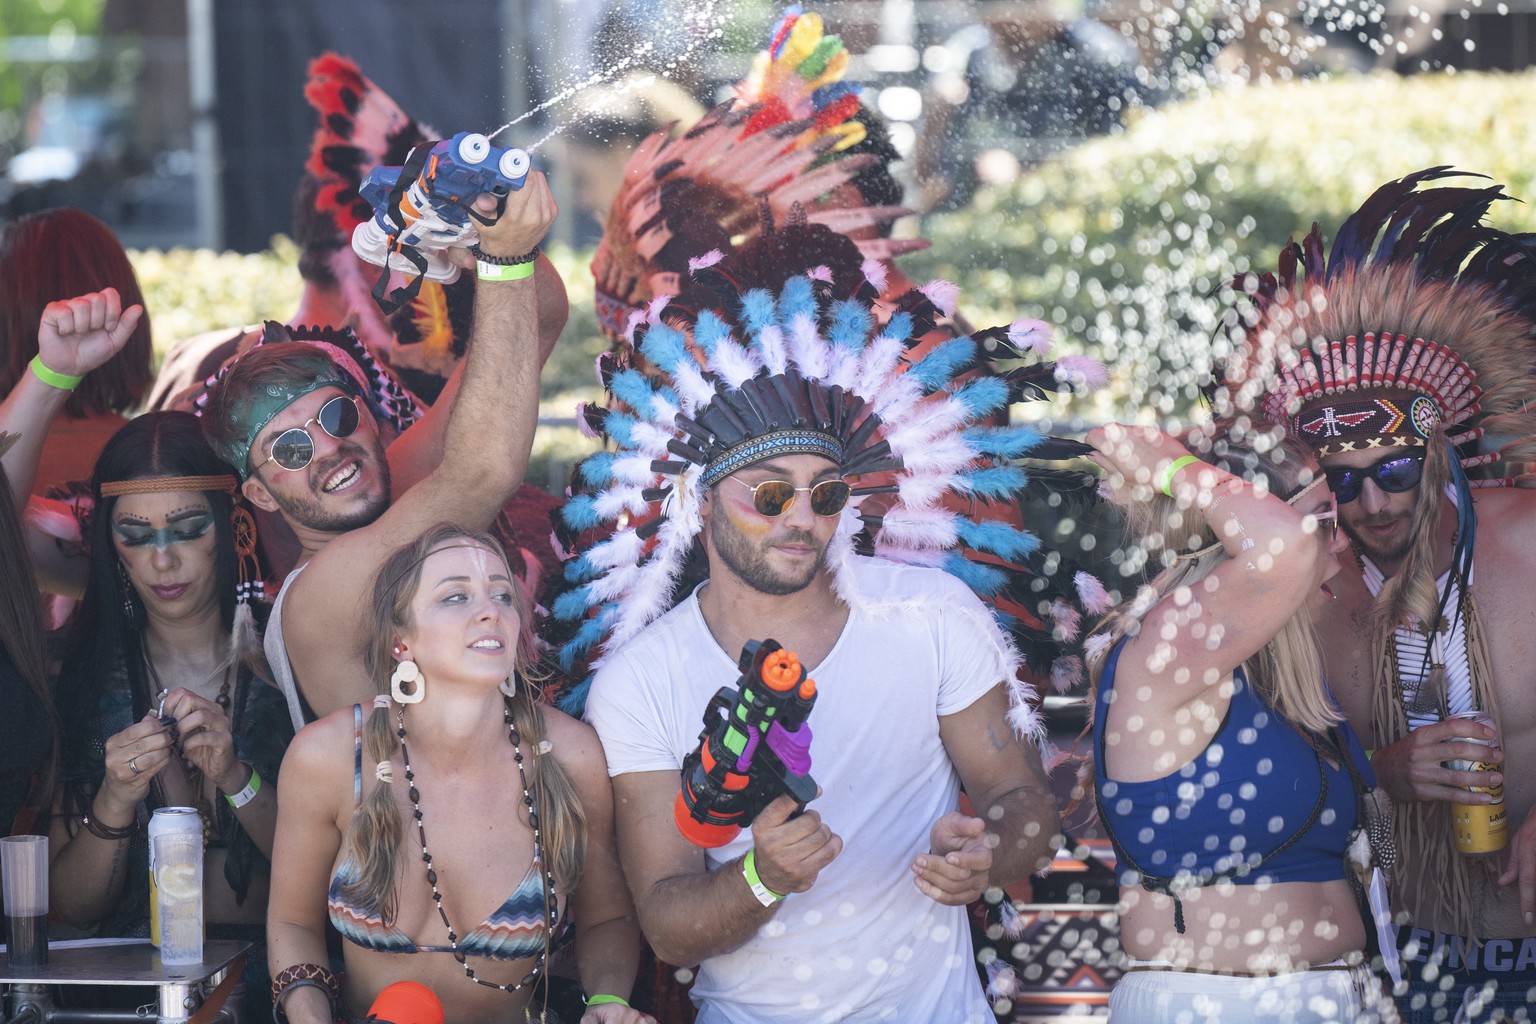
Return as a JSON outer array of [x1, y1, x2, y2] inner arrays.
[[1109, 957, 1395, 1024]]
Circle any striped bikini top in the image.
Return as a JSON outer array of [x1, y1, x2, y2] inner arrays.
[[327, 855, 558, 959], [328, 704, 563, 960]]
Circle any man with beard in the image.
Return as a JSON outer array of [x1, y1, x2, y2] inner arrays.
[[557, 230, 1091, 1019], [202, 176, 557, 728], [1215, 169, 1536, 1023]]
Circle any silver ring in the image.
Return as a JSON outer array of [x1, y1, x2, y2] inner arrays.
[[128, 756, 141, 775]]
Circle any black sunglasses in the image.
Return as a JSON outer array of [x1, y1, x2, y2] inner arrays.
[[259, 394, 362, 472], [727, 477, 851, 518], [1323, 451, 1425, 504]]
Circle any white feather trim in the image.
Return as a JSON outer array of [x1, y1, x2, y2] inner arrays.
[[585, 528, 647, 571], [894, 472, 953, 509], [854, 336, 907, 399], [893, 435, 976, 476], [672, 361, 717, 413], [861, 257, 889, 294], [646, 293, 674, 322], [876, 506, 959, 550], [920, 279, 959, 317], [612, 454, 662, 485], [688, 249, 725, 272], [788, 315, 829, 379], [593, 485, 650, 521], [756, 324, 788, 376], [1054, 355, 1110, 391], [1074, 570, 1113, 614], [1007, 318, 1052, 354], [710, 338, 760, 390]]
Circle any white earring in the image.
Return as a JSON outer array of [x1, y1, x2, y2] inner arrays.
[[390, 659, 425, 704], [499, 675, 518, 698]]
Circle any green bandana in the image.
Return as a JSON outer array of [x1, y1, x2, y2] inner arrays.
[[212, 363, 355, 479]]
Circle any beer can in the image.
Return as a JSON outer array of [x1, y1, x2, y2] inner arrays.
[[147, 807, 201, 946], [1445, 710, 1507, 856]]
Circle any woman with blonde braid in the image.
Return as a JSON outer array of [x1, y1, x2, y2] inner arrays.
[[268, 524, 648, 1024], [1087, 424, 1391, 1023]]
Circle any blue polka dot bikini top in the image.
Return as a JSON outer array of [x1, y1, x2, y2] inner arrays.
[[1091, 638, 1369, 898]]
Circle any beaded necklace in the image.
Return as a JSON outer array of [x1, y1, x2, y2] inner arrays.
[[395, 698, 557, 992]]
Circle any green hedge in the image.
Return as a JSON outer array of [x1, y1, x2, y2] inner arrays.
[[905, 69, 1536, 423]]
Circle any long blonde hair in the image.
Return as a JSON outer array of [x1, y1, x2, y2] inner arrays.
[[1088, 431, 1340, 735], [340, 524, 587, 925]]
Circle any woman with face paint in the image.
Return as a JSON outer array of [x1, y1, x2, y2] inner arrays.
[[47, 411, 293, 1023]]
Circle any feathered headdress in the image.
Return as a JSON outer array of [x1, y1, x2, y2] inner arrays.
[[1214, 166, 1536, 940], [551, 220, 1108, 736], [1216, 167, 1536, 476], [590, 6, 922, 341], [735, 6, 866, 153], [302, 54, 465, 386]]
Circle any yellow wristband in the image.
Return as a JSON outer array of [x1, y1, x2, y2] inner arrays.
[[29, 354, 83, 391], [742, 847, 784, 906], [585, 994, 630, 1008], [1158, 455, 1202, 497], [476, 259, 537, 282]]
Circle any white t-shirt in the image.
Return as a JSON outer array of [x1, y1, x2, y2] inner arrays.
[[586, 557, 1011, 1024]]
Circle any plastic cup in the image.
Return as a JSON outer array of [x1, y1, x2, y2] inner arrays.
[[1, 835, 49, 967], [151, 832, 203, 966]]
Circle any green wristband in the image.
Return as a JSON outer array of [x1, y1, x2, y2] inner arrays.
[[225, 765, 262, 808], [29, 354, 83, 391], [1158, 454, 1203, 497], [476, 259, 537, 282], [585, 994, 630, 1008], [742, 847, 784, 906]]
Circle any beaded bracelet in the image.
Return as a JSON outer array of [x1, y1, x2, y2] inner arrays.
[[80, 812, 136, 841], [469, 243, 540, 266]]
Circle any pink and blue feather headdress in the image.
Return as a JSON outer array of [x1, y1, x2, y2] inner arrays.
[[549, 225, 1111, 736]]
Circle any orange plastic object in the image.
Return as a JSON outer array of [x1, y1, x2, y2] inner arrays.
[[799, 676, 817, 700], [761, 650, 802, 691], [366, 981, 443, 1024], [674, 792, 739, 848]]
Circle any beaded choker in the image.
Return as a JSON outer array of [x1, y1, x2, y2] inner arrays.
[[395, 699, 557, 991]]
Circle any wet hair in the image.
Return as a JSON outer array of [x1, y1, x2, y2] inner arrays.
[[0, 208, 153, 418], [1089, 430, 1340, 735], [342, 524, 587, 924]]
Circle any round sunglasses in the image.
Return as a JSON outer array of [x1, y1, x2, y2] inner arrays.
[[1322, 451, 1425, 504], [258, 394, 362, 473], [727, 477, 852, 518]]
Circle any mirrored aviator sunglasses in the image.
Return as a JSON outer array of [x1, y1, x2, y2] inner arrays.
[[263, 394, 362, 472], [730, 478, 852, 517], [1324, 451, 1425, 504]]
